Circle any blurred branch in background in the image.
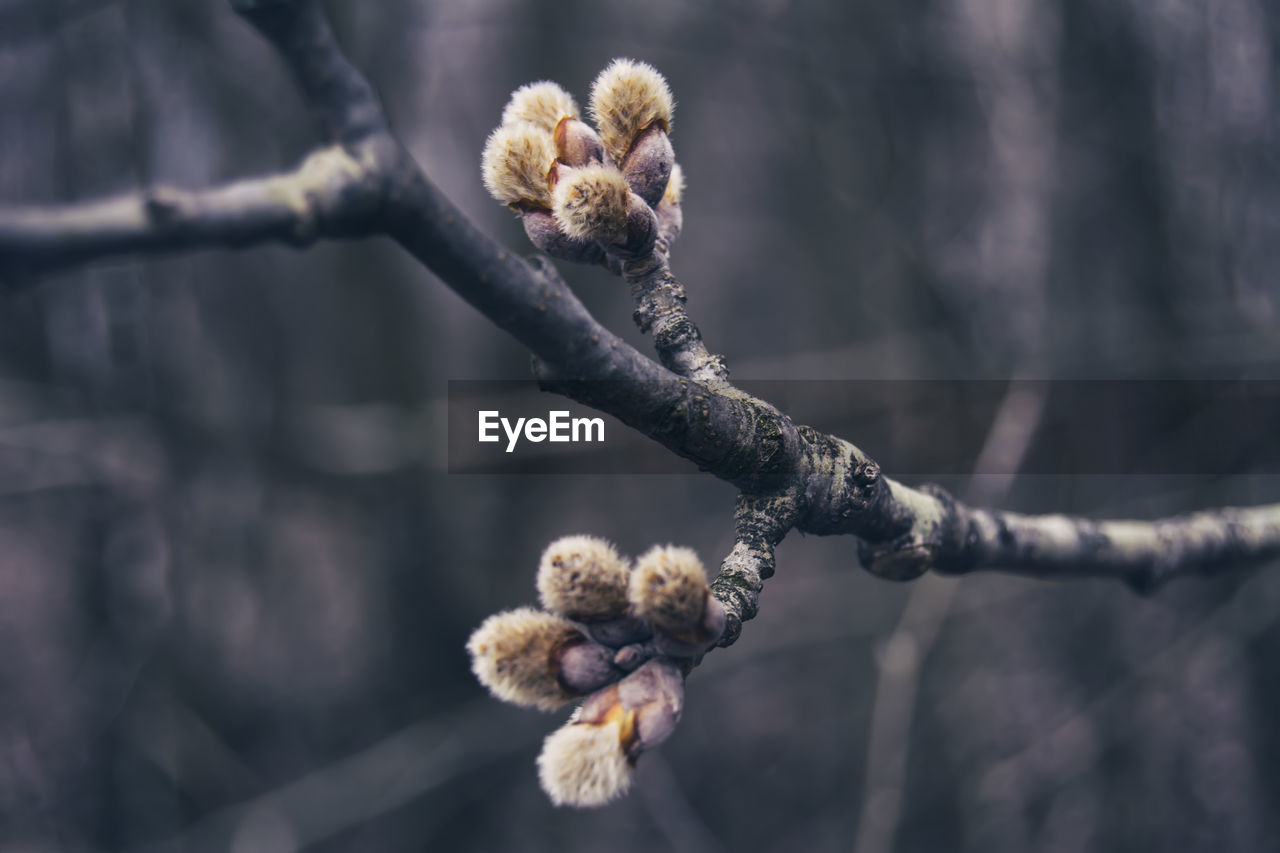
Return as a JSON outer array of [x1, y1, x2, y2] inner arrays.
[[854, 380, 1051, 853]]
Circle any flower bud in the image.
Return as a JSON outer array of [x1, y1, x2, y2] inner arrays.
[[589, 59, 675, 167], [481, 122, 555, 208], [651, 594, 725, 657], [467, 607, 580, 711], [537, 535, 631, 621], [552, 165, 631, 245], [554, 117, 606, 168], [629, 545, 710, 637], [537, 708, 635, 807], [537, 659, 684, 807], [501, 81, 579, 134], [621, 123, 674, 208]]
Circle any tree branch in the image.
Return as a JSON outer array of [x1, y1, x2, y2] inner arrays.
[[230, 0, 386, 145], [0, 145, 385, 277], [622, 249, 728, 382], [0, 0, 1275, 660]]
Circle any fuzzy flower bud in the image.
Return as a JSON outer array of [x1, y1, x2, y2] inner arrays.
[[630, 545, 713, 637], [537, 534, 631, 621], [537, 659, 685, 808], [501, 81, 579, 134], [589, 59, 675, 167], [481, 122, 555, 208], [467, 607, 580, 711], [538, 708, 635, 807], [552, 165, 632, 244]]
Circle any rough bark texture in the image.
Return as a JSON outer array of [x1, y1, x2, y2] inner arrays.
[[0, 0, 1277, 654]]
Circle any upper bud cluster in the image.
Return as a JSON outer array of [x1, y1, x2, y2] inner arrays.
[[466, 534, 726, 807], [480, 61, 686, 265]]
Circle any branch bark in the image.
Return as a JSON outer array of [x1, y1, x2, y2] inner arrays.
[[0, 0, 1276, 652]]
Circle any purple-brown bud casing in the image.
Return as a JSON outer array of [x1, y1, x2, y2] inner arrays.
[[577, 658, 684, 759], [614, 191, 658, 259], [621, 123, 674, 209], [557, 636, 623, 694], [554, 117, 607, 168], [519, 206, 606, 265]]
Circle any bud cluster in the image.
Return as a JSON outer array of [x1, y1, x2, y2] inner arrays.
[[481, 60, 686, 266], [466, 535, 725, 806]]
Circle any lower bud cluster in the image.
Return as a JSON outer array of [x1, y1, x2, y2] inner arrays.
[[466, 535, 726, 807]]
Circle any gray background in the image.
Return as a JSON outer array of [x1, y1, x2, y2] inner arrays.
[[1, 0, 1279, 850]]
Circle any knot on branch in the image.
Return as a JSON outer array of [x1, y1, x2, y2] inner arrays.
[[467, 535, 724, 807], [797, 428, 904, 539]]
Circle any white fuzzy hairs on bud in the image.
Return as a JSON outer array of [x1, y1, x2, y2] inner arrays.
[[481, 122, 556, 208], [629, 545, 709, 636], [589, 59, 675, 167], [552, 165, 631, 244], [501, 81, 579, 133], [537, 534, 631, 621], [466, 607, 579, 711], [537, 715, 634, 807]]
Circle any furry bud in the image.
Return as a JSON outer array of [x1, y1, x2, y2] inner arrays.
[[589, 59, 675, 167], [621, 123, 674, 208], [520, 207, 606, 265], [552, 165, 631, 245], [554, 117, 607, 168], [482, 122, 555, 208], [501, 81, 579, 134], [652, 595, 726, 657], [467, 607, 580, 711], [537, 535, 631, 621], [629, 545, 711, 637], [538, 659, 685, 807], [538, 709, 635, 807]]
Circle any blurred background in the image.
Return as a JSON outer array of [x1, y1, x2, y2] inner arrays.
[[1, 0, 1279, 850]]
